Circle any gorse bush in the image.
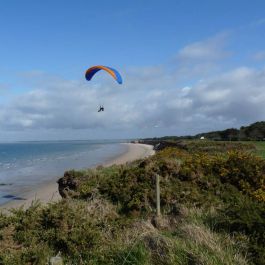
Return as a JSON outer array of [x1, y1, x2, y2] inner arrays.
[[156, 147, 265, 203], [216, 151, 265, 202]]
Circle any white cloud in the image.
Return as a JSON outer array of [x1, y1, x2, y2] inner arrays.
[[172, 33, 231, 82], [176, 33, 229, 62]]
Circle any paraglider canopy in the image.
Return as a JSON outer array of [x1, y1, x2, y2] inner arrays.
[[85, 65, 122, 84]]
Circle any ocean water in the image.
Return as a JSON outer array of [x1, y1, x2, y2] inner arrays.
[[0, 140, 128, 205]]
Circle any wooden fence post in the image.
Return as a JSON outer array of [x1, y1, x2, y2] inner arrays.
[[156, 174, 161, 217]]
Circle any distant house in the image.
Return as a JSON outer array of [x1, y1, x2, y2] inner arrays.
[[200, 136, 205, 140]]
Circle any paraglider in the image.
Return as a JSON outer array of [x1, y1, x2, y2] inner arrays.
[[98, 105, 104, 112], [85, 65, 122, 84], [85, 65, 122, 112]]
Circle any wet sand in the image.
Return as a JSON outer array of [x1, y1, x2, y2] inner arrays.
[[0, 143, 154, 211]]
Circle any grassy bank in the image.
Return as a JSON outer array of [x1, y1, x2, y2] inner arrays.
[[252, 141, 265, 158], [0, 141, 264, 264]]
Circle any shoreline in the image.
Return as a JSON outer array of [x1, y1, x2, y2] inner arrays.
[[0, 143, 154, 211]]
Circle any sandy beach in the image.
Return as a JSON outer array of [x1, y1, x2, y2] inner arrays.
[[0, 143, 154, 211]]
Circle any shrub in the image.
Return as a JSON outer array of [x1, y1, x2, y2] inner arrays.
[[207, 195, 265, 265]]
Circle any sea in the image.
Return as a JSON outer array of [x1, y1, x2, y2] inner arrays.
[[0, 140, 128, 205]]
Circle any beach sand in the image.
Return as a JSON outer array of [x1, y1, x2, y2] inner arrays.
[[0, 143, 154, 211]]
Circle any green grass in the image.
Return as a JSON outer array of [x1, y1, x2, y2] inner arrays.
[[252, 141, 265, 158]]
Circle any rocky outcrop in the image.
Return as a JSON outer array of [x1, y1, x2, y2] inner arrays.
[[57, 171, 80, 198]]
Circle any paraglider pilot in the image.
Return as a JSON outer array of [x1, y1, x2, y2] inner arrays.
[[98, 105, 104, 112]]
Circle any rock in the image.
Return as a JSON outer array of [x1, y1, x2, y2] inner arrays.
[[57, 171, 80, 198], [50, 256, 63, 265]]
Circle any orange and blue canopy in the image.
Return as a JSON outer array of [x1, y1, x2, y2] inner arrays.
[[85, 65, 122, 84]]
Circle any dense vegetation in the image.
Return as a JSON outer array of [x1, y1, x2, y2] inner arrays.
[[196, 121, 265, 141], [143, 121, 265, 141], [0, 141, 264, 265]]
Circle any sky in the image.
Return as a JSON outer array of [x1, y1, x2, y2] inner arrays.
[[0, 0, 265, 141]]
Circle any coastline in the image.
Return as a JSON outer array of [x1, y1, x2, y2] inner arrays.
[[0, 143, 154, 211]]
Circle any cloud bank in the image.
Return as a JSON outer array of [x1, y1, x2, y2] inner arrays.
[[1, 34, 265, 140]]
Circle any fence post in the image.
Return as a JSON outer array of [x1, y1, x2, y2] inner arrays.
[[156, 174, 161, 217]]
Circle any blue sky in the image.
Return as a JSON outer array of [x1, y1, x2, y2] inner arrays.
[[1, 0, 265, 140]]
